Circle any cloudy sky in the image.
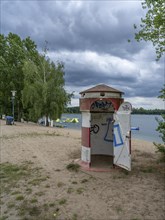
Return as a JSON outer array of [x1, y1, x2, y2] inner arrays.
[[1, 0, 164, 109]]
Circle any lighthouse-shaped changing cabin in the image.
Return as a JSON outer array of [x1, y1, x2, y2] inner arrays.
[[79, 84, 132, 171]]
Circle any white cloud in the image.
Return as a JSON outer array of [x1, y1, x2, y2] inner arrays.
[[49, 50, 139, 79], [125, 97, 165, 110]]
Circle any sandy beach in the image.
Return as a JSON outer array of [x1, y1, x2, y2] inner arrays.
[[0, 119, 165, 220]]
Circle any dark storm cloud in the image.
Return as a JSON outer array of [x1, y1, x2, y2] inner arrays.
[[1, 0, 144, 56], [65, 69, 137, 87], [49, 49, 163, 101], [1, 0, 164, 108], [121, 61, 164, 98], [49, 50, 141, 87]]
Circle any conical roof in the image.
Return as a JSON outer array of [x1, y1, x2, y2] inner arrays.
[[80, 84, 124, 94]]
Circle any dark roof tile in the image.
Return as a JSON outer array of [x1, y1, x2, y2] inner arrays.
[[80, 84, 124, 94]]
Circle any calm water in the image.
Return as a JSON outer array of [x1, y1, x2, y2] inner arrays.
[[58, 114, 163, 143], [131, 115, 163, 143]]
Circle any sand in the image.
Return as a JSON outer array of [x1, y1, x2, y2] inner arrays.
[[0, 120, 165, 220]]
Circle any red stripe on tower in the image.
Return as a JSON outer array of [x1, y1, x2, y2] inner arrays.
[[81, 127, 90, 148]]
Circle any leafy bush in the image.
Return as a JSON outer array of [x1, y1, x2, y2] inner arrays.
[[154, 87, 165, 161]]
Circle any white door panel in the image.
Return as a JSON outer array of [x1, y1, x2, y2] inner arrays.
[[113, 102, 132, 171]]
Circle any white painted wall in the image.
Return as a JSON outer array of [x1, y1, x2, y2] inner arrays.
[[83, 92, 121, 98], [82, 112, 91, 127], [81, 146, 91, 163]]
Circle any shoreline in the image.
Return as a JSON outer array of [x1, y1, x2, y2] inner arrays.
[[0, 119, 157, 156], [0, 119, 159, 144]]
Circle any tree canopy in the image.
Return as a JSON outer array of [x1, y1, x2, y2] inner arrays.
[[134, 0, 165, 60], [0, 33, 38, 120], [0, 33, 71, 124], [22, 53, 71, 125]]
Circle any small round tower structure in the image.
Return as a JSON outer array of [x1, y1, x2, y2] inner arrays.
[[79, 84, 132, 171]]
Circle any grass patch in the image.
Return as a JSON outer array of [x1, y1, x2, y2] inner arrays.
[[55, 169, 61, 172], [16, 200, 28, 216], [49, 202, 56, 207], [66, 163, 80, 172], [11, 190, 21, 195], [131, 157, 138, 162], [81, 179, 88, 183], [28, 177, 48, 185], [15, 195, 24, 201], [0, 161, 50, 219], [57, 182, 65, 187], [25, 188, 32, 193], [53, 208, 60, 218], [67, 187, 74, 194], [1, 132, 61, 140], [115, 205, 123, 213], [141, 167, 154, 173], [35, 191, 45, 197], [76, 187, 84, 194], [72, 213, 78, 220], [58, 198, 67, 205], [0, 163, 27, 179], [122, 170, 129, 175], [0, 216, 8, 220], [0, 162, 32, 194], [29, 206, 41, 216], [7, 202, 15, 209], [72, 181, 78, 184], [30, 198, 38, 203], [17, 200, 41, 217], [43, 203, 49, 211]]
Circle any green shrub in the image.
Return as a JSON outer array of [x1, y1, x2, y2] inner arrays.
[[154, 87, 165, 162]]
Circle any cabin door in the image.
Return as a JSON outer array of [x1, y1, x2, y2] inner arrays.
[[113, 102, 132, 171], [90, 113, 114, 156]]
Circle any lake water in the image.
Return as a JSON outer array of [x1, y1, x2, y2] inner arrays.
[[58, 114, 163, 143]]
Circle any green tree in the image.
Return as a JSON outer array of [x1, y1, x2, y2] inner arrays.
[[134, 0, 165, 60], [22, 53, 71, 126], [0, 33, 39, 120], [154, 87, 165, 161], [134, 1, 165, 159]]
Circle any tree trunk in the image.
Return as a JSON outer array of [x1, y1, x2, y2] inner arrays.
[[45, 115, 49, 126], [17, 101, 21, 122]]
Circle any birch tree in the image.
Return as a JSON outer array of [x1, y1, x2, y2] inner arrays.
[[22, 54, 71, 126], [134, 0, 165, 60]]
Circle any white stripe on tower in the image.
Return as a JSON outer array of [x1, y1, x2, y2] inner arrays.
[[81, 112, 91, 165], [82, 112, 90, 127]]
